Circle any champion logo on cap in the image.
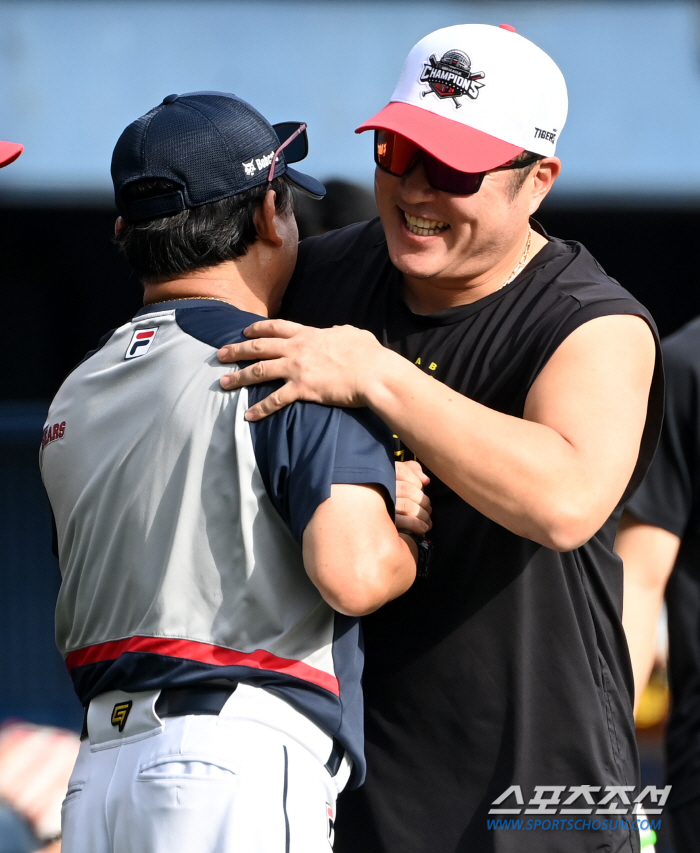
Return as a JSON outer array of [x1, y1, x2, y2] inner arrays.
[[420, 49, 485, 108], [125, 328, 158, 360], [356, 24, 568, 173]]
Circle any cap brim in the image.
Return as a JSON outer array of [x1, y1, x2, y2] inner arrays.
[[0, 141, 23, 168], [286, 166, 325, 200], [356, 102, 523, 172]]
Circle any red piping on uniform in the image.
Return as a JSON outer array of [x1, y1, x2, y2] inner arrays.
[[65, 636, 340, 696]]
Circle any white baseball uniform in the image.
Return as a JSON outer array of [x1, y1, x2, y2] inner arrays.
[[40, 298, 396, 852]]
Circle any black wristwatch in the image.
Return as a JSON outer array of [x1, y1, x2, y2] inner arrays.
[[401, 531, 433, 579]]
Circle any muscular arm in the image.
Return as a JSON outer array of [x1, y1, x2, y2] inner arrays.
[[365, 314, 655, 550], [303, 483, 417, 616], [615, 510, 679, 710], [220, 313, 656, 551]]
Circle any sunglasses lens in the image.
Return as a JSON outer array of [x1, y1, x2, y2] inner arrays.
[[422, 156, 484, 195], [272, 122, 308, 163], [375, 130, 417, 175], [375, 130, 484, 194]]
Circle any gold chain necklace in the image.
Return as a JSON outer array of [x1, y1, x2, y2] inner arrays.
[[145, 295, 232, 307], [500, 226, 533, 290]]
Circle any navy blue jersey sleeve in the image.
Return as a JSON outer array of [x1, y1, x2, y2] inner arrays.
[[248, 384, 396, 543], [169, 300, 396, 540]]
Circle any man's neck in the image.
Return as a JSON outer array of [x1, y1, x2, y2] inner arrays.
[[402, 228, 549, 315], [142, 255, 285, 317]]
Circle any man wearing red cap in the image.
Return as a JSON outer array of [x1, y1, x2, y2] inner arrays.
[[218, 24, 662, 853], [0, 138, 22, 169]]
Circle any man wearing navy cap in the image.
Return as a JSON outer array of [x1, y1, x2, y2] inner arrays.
[[217, 24, 663, 853], [40, 92, 425, 853]]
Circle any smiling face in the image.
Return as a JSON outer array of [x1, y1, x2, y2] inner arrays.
[[374, 154, 559, 310]]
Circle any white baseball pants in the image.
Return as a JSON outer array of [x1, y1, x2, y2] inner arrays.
[[61, 683, 351, 853]]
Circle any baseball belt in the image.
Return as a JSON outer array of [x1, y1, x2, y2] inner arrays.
[[80, 683, 236, 740], [79, 684, 345, 776]]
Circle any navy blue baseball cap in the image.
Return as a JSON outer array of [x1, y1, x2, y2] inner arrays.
[[112, 91, 325, 223]]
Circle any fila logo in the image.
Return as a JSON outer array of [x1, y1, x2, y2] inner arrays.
[[111, 700, 132, 732], [125, 327, 158, 360]]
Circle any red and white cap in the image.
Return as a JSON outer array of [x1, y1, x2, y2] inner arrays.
[[356, 24, 567, 172], [0, 140, 23, 168]]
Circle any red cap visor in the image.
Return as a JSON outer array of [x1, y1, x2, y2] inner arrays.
[[356, 102, 523, 173], [0, 141, 23, 168]]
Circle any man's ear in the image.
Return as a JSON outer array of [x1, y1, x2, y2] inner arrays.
[[253, 190, 284, 247], [528, 157, 561, 215], [114, 216, 127, 236]]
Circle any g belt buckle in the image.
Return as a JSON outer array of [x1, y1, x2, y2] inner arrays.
[[111, 699, 132, 732], [86, 690, 162, 748]]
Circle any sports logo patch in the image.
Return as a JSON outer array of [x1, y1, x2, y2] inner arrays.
[[242, 149, 275, 177], [125, 327, 158, 360], [420, 49, 485, 108], [111, 700, 132, 733]]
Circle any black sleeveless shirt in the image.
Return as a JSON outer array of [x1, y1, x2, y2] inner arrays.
[[282, 218, 663, 853]]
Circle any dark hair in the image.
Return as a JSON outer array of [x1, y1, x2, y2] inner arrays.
[[508, 150, 542, 201], [114, 176, 294, 280]]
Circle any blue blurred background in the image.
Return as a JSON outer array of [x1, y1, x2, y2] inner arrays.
[[2, 0, 700, 203], [0, 3, 693, 849]]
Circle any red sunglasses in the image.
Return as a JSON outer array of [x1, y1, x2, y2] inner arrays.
[[374, 130, 541, 195]]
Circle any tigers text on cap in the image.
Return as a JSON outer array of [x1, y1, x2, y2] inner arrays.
[[0, 140, 23, 168], [356, 24, 568, 173], [112, 91, 325, 223]]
